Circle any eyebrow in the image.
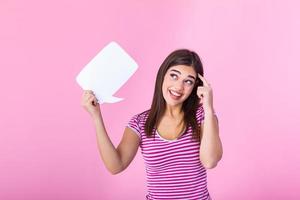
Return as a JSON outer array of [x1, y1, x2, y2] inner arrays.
[[170, 69, 196, 80]]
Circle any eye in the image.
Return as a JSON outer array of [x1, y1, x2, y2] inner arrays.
[[185, 80, 194, 85], [170, 73, 178, 80]]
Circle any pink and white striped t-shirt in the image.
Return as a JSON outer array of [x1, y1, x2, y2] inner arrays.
[[127, 105, 213, 200]]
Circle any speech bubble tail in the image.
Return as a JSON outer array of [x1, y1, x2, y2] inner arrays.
[[98, 96, 123, 104]]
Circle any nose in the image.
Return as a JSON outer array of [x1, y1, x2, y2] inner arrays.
[[174, 80, 184, 91]]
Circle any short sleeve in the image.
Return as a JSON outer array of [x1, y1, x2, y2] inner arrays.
[[127, 114, 142, 140]]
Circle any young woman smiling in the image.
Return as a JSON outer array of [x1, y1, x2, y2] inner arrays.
[[81, 49, 223, 200]]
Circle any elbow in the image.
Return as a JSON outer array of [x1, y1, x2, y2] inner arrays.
[[106, 163, 124, 175], [201, 154, 222, 169], [203, 161, 218, 169], [109, 167, 123, 175], [110, 171, 120, 175]]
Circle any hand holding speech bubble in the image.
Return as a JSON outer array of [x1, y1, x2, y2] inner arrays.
[[76, 41, 138, 104]]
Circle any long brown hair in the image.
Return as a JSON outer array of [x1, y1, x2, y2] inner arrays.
[[145, 49, 204, 142]]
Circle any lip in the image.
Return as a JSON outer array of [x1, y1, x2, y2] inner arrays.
[[169, 89, 183, 100]]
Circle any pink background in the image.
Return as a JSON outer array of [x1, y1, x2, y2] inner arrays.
[[1, 0, 299, 199]]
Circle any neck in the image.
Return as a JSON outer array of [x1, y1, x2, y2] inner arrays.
[[164, 103, 184, 118]]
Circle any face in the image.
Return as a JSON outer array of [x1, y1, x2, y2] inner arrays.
[[162, 65, 197, 107]]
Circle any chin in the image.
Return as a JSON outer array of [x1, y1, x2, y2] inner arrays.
[[165, 98, 186, 107]]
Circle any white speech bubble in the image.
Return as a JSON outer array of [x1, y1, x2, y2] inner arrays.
[[76, 41, 138, 104]]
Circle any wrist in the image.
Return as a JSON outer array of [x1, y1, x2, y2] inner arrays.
[[204, 107, 215, 115], [92, 115, 102, 123]]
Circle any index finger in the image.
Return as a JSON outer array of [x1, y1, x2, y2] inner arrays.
[[198, 73, 209, 86], [84, 90, 94, 94]]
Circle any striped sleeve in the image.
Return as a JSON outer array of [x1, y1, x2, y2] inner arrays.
[[196, 105, 205, 124], [127, 114, 141, 140]]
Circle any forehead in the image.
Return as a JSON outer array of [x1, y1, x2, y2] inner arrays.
[[167, 65, 196, 76]]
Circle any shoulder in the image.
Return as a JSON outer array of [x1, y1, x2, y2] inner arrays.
[[128, 109, 150, 127], [131, 109, 150, 122], [196, 104, 204, 116], [127, 109, 150, 138], [195, 104, 205, 124]]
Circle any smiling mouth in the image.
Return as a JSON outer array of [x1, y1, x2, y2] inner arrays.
[[169, 89, 183, 99]]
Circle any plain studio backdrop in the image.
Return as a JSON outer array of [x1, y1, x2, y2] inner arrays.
[[0, 0, 299, 199]]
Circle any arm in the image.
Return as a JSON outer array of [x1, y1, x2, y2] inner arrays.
[[93, 114, 140, 175], [81, 90, 140, 175], [196, 74, 223, 169], [199, 108, 223, 169]]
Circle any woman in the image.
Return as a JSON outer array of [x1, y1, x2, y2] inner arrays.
[[81, 49, 223, 200]]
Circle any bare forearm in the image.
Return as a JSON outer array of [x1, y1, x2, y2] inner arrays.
[[200, 109, 223, 168], [93, 114, 123, 174]]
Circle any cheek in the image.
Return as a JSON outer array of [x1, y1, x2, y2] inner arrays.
[[161, 81, 167, 97], [185, 85, 195, 96], [162, 77, 170, 90]]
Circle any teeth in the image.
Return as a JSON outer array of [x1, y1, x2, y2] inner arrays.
[[170, 90, 182, 97]]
